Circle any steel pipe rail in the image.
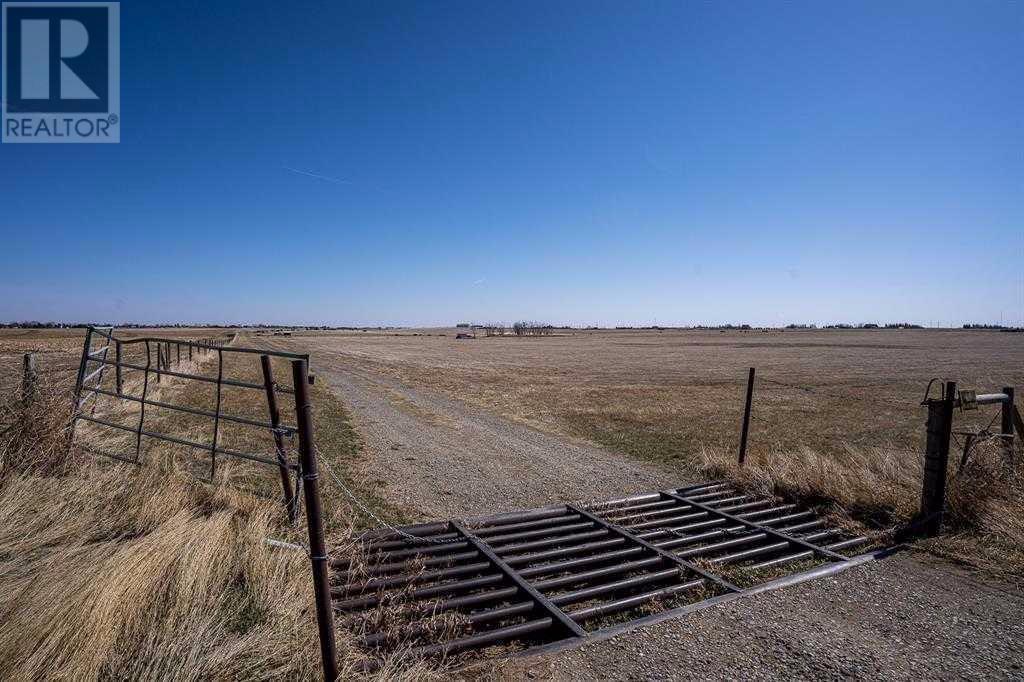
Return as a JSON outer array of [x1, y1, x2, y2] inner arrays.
[[663, 490, 849, 562], [83, 355, 297, 394], [568, 504, 742, 594], [75, 414, 284, 467], [80, 385, 297, 433]]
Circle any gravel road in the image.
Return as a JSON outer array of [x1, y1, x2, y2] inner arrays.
[[509, 552, 1024, 680], [313, 358, 680, 520]]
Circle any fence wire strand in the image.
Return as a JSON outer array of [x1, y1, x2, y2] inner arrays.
[[316, 448, 463, 546]]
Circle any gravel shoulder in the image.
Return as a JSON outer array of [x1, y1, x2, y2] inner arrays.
[[506, 552, 1024, 680]]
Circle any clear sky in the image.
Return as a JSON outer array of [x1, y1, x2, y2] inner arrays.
[[2, 1, 1021, 327]]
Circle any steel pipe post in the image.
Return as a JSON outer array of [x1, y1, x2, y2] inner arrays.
[[115, 342, 123, 396], [261, 354, 296, 519], [1001, 386, 1015, 458], [292, 359, 338, 682], [738, 367, 755, 465]]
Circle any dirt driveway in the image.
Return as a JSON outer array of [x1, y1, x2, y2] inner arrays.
[[303, 344, 681, 519]]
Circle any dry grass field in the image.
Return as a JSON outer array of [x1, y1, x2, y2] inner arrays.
[[283, 327, 1024, 578], [287, 327, 1023, 460]]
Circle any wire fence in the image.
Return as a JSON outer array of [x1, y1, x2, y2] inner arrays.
[[735, 366, 1019, 467]]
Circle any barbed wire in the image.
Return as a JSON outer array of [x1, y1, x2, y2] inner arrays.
[[315, 446, 464, 546]]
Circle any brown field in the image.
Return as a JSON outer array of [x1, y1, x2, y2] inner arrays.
[[277, 327, 1023, 580], [285, 327, 1023, 462]]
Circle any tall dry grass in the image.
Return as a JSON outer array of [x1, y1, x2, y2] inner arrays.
[[694, 438, 1024, 584], [0, 370, 442, 680]]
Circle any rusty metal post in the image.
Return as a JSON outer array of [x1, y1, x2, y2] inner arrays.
[[115, 342, 123, 396], [72, 327, 93, 413], [261, 354, 295, 518], [291, 358, 338, 682], [22, 353, 37, 405], [188, 342, 192, 362], [176, 342, 181, 365], [919, 380, 956, 536], [135, 341, 153, 462], [738, 367, 755, 465], [67, 328, 94, 454], [1001, 386, 1015, 458]]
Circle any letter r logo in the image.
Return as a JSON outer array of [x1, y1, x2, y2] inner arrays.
[[20, 18, 99, 100], [4, 4, 111, 113]]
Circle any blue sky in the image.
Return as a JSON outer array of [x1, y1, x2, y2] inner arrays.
[[1, 1, 1021, 327]]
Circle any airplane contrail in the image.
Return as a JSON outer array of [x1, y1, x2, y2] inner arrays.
[[283, 166, 351, 184]]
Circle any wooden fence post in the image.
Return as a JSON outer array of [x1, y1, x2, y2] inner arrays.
[[918, 380, 956, 536]]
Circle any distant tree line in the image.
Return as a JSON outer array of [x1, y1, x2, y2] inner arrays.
[[810, 322, 924, 329], [512, 321, 554, 336], [0, 321, 395, 331], [963, 323, 1022, 330]]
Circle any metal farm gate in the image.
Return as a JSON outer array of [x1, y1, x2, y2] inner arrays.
[[68, 327, 340, 678]]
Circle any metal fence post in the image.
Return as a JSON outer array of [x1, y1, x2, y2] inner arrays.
[[22, 353, 37, 405], [738, 367, 755, 465], [115, 342, 123, 396], [67, 328, 94, 454], [261, 354, 295, 518], [919, 380, 956, 536], [1001, 386, 1015, 458], [72, 328, 94, 413], [291, 358, 338, 682]]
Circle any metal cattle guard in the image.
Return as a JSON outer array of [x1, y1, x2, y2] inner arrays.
[[336, 481, 876, 662]]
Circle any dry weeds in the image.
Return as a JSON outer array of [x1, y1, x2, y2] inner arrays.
[[694, 440, 1024, 584], [0, 332, 447, 681]]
